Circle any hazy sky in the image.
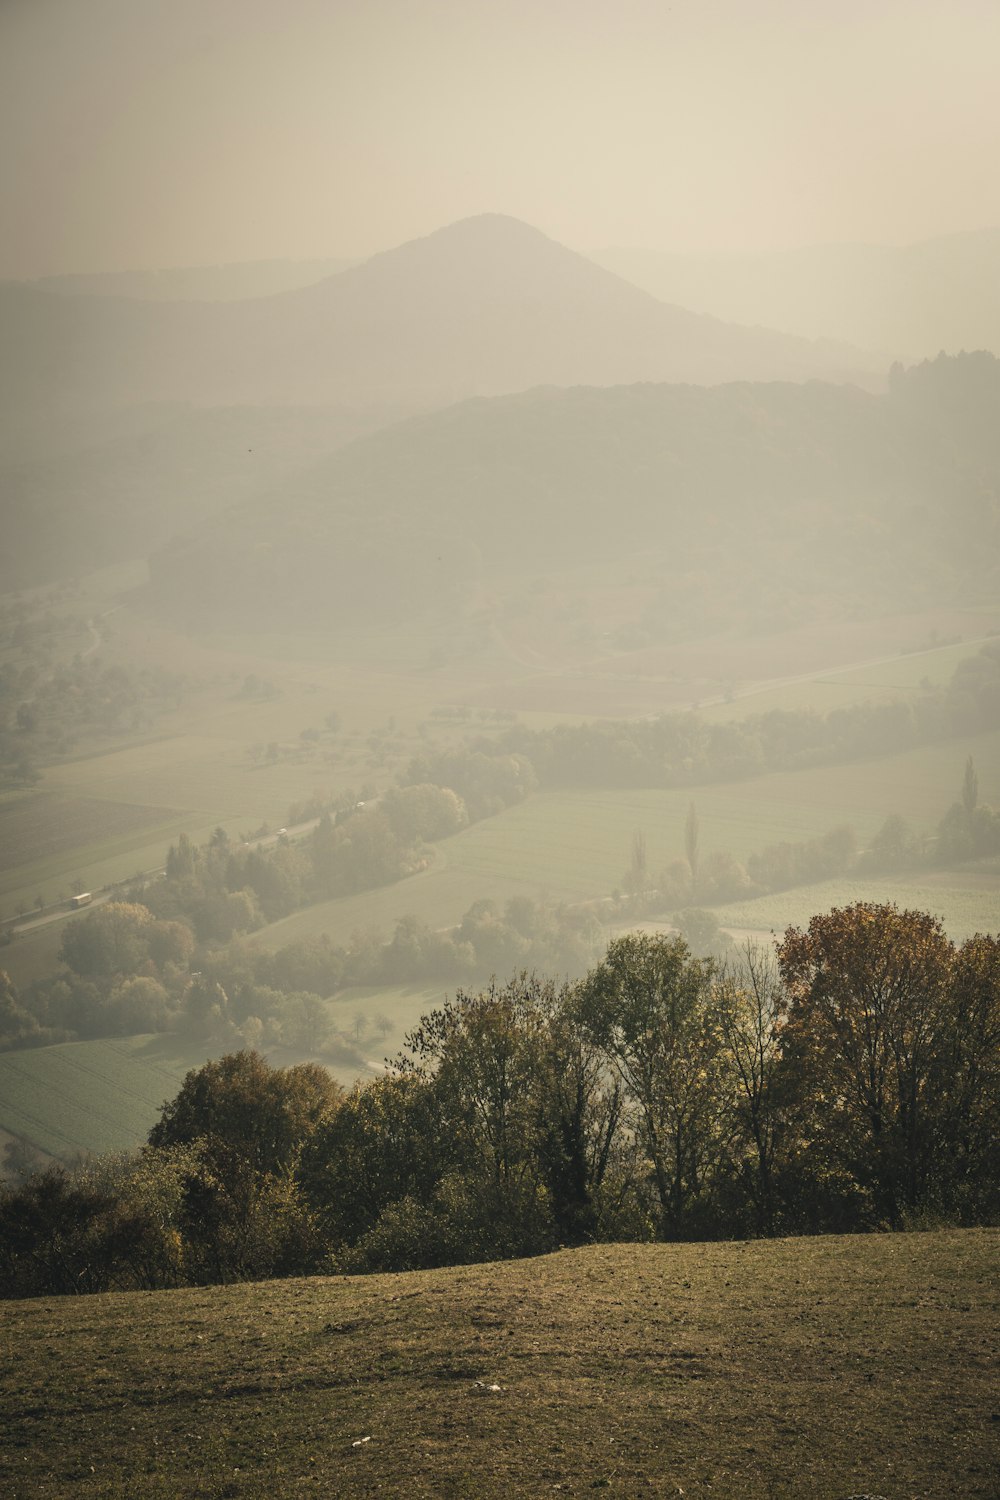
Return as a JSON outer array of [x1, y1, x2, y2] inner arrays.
[[2, 0, 999, 276]]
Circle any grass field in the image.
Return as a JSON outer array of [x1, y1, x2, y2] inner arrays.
[[5, 585, 998, 921], [430, 728, 1000, 901], [325, 982, 456, 1065], [1, 1230, 997, 1498], [185, 729, 1000, 960], [0, 1036, 221, 1160], [710, 863, 1000, 944], [0, 1018, 424, 1165]]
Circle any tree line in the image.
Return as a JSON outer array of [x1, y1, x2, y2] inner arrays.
[[619, 756, 1000, 914], [2, 903, 996, 1298], [464, 642, 1000, 791], [3, 750, 995, 1054], [0, 892, 601, 1055]]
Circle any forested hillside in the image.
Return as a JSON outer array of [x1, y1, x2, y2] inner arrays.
[[145, 352, 1000, 637]]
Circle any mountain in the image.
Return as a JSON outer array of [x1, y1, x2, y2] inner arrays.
[[1, 215, 883, 430], [144, 353, 1000, 644], [592, 228, 1000, 359]]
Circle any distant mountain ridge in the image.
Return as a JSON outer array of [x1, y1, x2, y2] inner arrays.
[[593, 228, 1000, 359], [1, 214, 883, 431]]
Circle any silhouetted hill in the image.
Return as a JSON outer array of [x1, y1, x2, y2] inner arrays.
[[145, 353, 1000, 640], [594, 228, 1000, 358], [0, 215, 881, 428]]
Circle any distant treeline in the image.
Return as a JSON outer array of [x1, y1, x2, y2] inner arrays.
[[2, 904, 997, 1297], [3, 739, 997, 1055], [0, 650, 188, 787], [476, 642, 1000, 791], [0, 891, 601, 1056]]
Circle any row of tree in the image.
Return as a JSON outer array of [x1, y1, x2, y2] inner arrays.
[[459, 642, 1000, 791], [0, 892, 602, 1053], [2, 903, 996, 1297], [4, 751, 994, 1053]]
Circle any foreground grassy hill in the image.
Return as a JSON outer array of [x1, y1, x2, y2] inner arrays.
[[2, 1231, 996, 1498]]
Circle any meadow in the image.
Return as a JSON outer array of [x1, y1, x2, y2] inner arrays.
[[0, 1036, 221, 1160], [0, 980, 456, 1162], [710, 861, 1000, 944], [4, 587, 997, 922], [3, 586, 998, 1166], [1, 1230, 996, 1497], [250, 728, 1000, 953]]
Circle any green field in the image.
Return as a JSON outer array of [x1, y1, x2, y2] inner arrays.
[[199, 729, 1000, 960], [0, 1036, 220, 1160], [2, 1231, 997, 1497], [710, 862, 1000, 944], [0, 989, 454, 1162], [701, 633, 997, 721]]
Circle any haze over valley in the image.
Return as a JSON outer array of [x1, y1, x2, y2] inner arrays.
[[2, 7, 999, 1491]]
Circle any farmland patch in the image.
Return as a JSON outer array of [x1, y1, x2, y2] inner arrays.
[[0, 792, 181, 874], [711, 867, 1000, 943]]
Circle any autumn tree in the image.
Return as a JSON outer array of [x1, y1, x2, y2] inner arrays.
[[575, 933, 726, 1236], [713, 942, 788, 1233], [148, 1051, 341, 1281], [778, 903, 955, 1226], [934, 933, 1000, 1218], [59, 901, 155, 978]]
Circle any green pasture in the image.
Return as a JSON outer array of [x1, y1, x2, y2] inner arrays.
[[0, 1025, 385, 1164], [0, 1035, 218, 1161], [230, 729, 1000, 960], [323, 982, 455, 1062], [710, 864, 1000, 943], [701, 636, 992, 721], [0, 921, 66, 991], [252, 858, 538, 953], [445, 727, 1000, 896]]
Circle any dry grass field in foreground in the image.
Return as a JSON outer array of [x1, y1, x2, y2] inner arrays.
[[2, 1231, 998, 1498]]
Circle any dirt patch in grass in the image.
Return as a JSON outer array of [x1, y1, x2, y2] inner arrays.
[[1, 1230, 997, 1498], [0, 794, 181, 874]]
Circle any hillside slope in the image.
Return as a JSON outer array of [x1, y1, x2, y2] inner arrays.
[[0, 215, 880, 425], [145, 354, 1000, 637], [2, 1233, 996, 1497]]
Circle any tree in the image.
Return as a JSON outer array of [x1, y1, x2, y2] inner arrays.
[[575, 934, 725, 1236], [684, 802, 700, 896], [399, 976, 555, 1258], [58, 901, 154, 978], [149, 1051, 340, 1176], [624, 829, 649, 897], [714, 943, 787, 1233], [298, 1074, 450, 1253], [934, 933, 1000, 1218], [148, 1052, 341, 1283], [962, 756, 979, 825], [777, 903, 955, 1226], [534, 988, 625, 1244]]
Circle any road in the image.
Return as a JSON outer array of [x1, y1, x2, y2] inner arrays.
[[3, 816, 324, 938]]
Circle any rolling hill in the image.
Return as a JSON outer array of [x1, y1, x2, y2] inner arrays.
[[2, 215, 881, 425], [2, 1232, 997, 1497], [143, 352, 1000, 640]]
